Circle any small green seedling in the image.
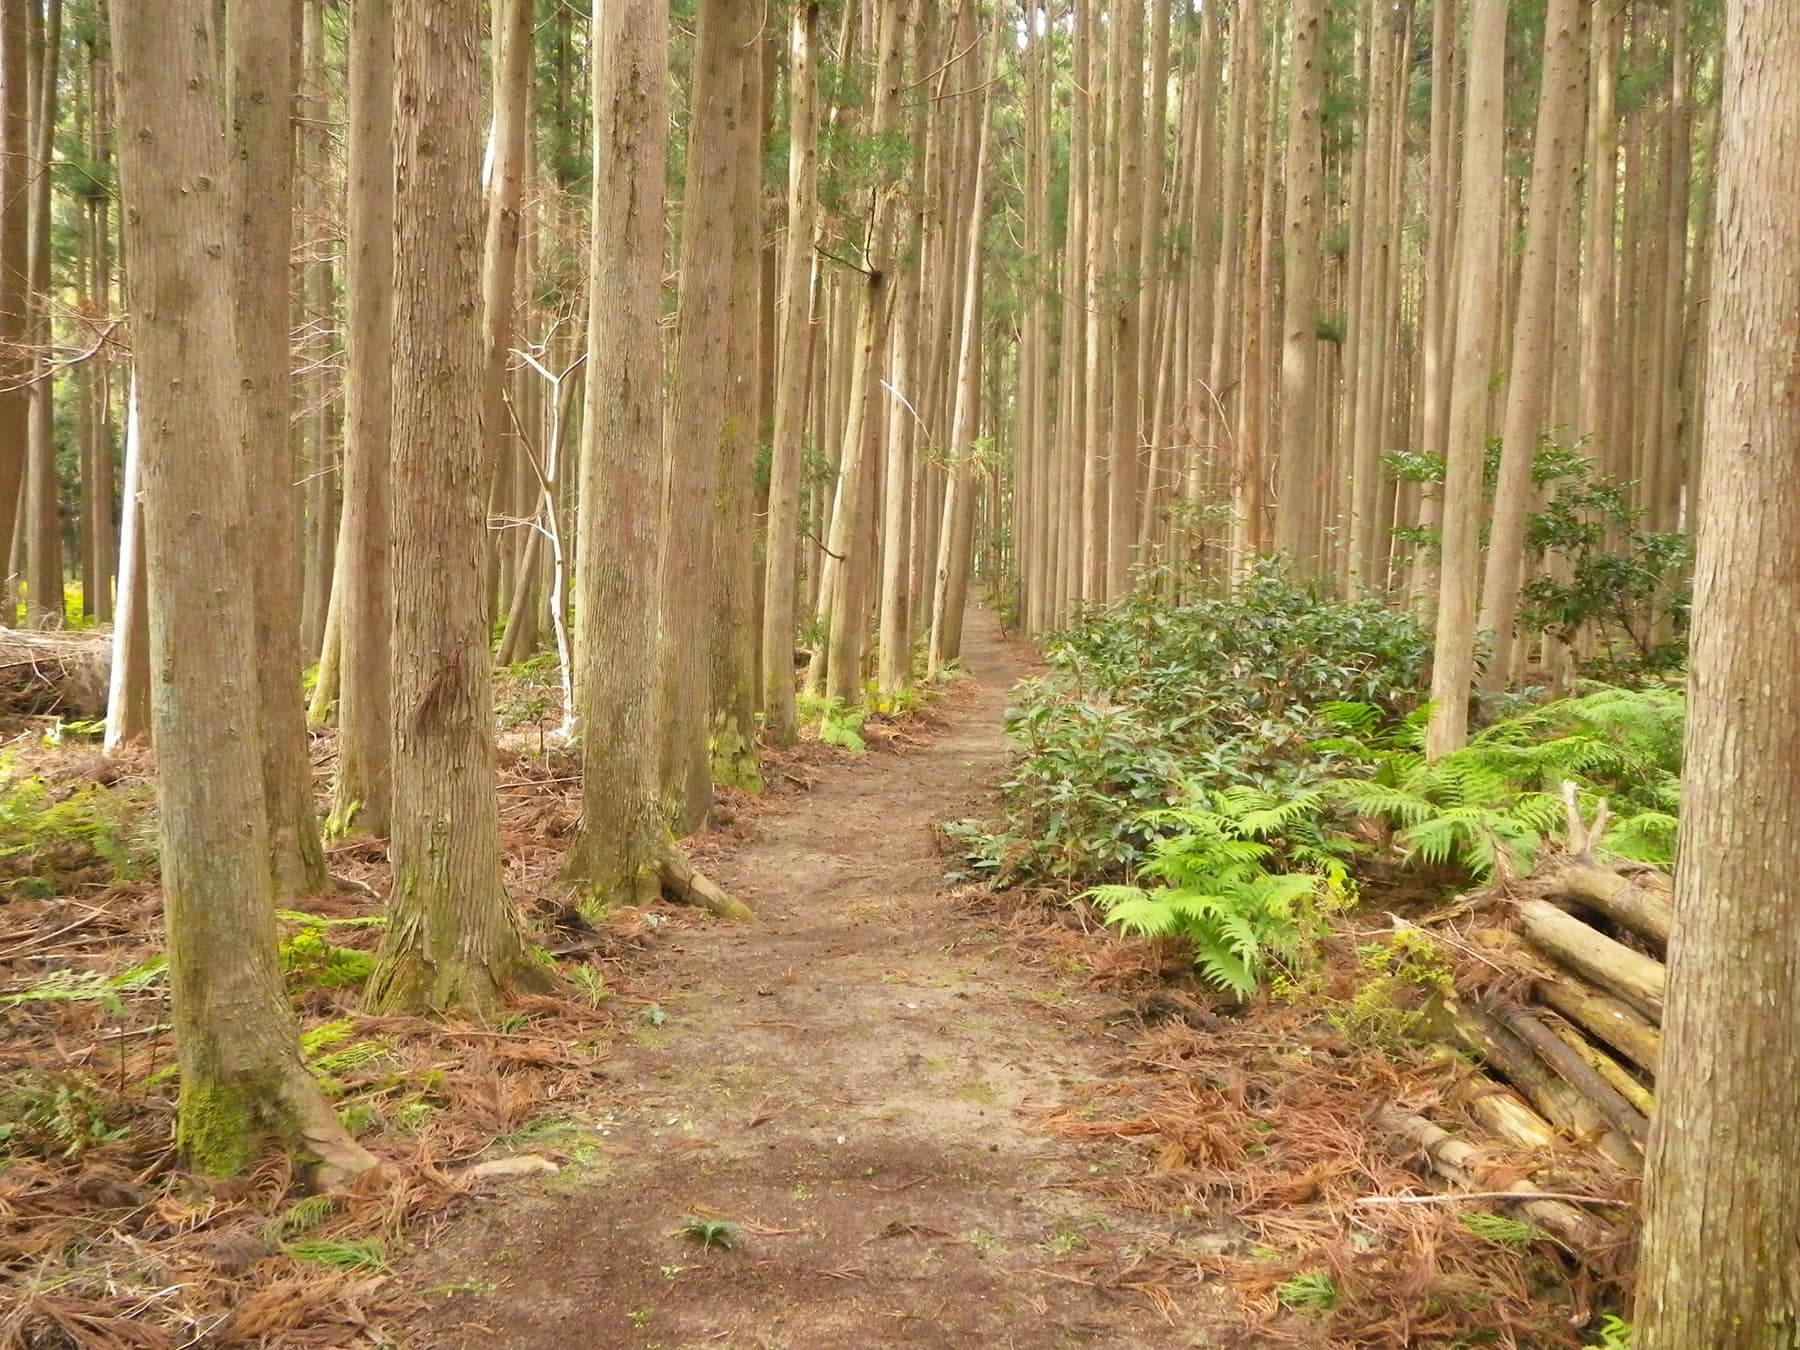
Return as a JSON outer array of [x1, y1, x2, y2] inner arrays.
[[677, 1214, 738, 1249]]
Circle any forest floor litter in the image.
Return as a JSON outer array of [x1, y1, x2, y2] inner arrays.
[[3, 604, 1624, 1348]]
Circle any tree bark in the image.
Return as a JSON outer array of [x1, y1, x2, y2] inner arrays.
[[1477, 0, 1590, 683], [366, 0, 550, 1016], [1426, 0, 1507, 760], [657, 0, 751, 835], [1273, 0, 1325, 573], [226, 0, 328, 897], [110, 0, 375, 1184], [760, 1, 821, 748], [565, 0, 671, 910], [1637, 1, 1800, 1335], [478, 0, 532, 568], [333, 0, 394, 835], [23, 0, 61, 628], [0, 0, 28, 610], [710, 23, 765, 791]]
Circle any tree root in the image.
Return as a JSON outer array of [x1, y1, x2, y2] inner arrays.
[[659, 852, 754, 921]]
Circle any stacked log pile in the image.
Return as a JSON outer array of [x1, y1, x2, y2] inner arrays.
[[1384, 787, 1671, 1263]]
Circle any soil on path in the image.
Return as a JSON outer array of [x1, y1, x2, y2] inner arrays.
[[408, 607, 1230, 1349]]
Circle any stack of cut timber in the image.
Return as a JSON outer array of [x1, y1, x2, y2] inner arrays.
[[1380, 791, 1667, 1262]]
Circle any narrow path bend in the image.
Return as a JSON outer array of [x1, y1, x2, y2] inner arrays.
[[414, 607, 1215, 1349]]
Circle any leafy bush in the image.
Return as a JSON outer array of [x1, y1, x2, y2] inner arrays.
[[956, 564, 1431, 885]]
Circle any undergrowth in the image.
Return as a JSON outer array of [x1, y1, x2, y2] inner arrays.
[[0, 752, 152, 896], [953, 569, 1685, 998]]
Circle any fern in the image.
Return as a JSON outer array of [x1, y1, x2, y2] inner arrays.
[[1086, 792, 1346, 997], [1322, 686, 1686, 878]]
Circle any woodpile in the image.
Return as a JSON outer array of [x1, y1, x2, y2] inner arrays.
[[0, 629, 111, 719], [1383, 786, 1670, 1264]]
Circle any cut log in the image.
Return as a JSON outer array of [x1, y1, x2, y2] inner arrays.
[[1540, 861, 1673, 948], [1534, 972, 1662, 1075], [660, 852, 754, 921], [1374, 1104, 1618, 1253], [1459, 1075, 1559, 1151], [0, 629, 110, 718], [1452, 1004, 1640, 1171], [1515, 897, 1665, 1022], [1492, 1002, 1648, 1146], [1544, 1016, 1654, 1116]]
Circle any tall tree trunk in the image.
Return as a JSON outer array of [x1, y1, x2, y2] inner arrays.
[[478, 0, 532, 585], [1426, 0, 1508, 760], [928, 16, 994, 671], [657, 0, 751, 835], [814, 0, 906, 702], [1408, 0, 1457, 608], [366, 0, 550, 1016], [333, 0, 394, 835], [23, 0, 61, 627], [110, 0, 375, 1184], [710, 29, 765, 790], [0, 0, 27, 612], [1105, 0, 1145, 599], [103, 375, 149, 749], [566, 0, 670, 910], [297, 0, 334, 661], [1478, 0, 1590, 683], [1274, 0, 1325, 572], [1636, 1, 1800, 1337], [228, 0, 328, 898], [760, 1, 821, 747], [1578, 0, 1619, 470], [1231, 0, 1267, 578]]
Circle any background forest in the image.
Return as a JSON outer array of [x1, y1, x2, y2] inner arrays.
[[1, 0, 1795, 1346]]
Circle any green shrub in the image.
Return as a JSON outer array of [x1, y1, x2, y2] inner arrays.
[[954, 564, 1430, 886]]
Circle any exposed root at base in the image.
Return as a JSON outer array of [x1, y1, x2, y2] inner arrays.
[[660, 852, 754, 921]]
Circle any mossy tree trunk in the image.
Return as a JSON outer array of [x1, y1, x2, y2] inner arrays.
[[110, 0, 374, 1184]]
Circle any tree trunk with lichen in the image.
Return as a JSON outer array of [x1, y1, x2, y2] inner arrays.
[[366, 0, 550, 1016], [110, 0, 375, 1184]]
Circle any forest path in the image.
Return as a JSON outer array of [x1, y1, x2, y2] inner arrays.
[[409, 606, 1218, 1349]]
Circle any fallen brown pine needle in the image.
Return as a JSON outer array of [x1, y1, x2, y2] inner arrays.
[[1357, 1190, 1628, 1208]]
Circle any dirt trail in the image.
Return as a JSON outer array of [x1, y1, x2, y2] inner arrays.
[[410, 607, 1223, 1349]]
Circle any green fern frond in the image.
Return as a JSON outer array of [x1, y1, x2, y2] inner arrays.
[[1331, 779, 1437, 826], [1086, 887, 1180, 938]]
